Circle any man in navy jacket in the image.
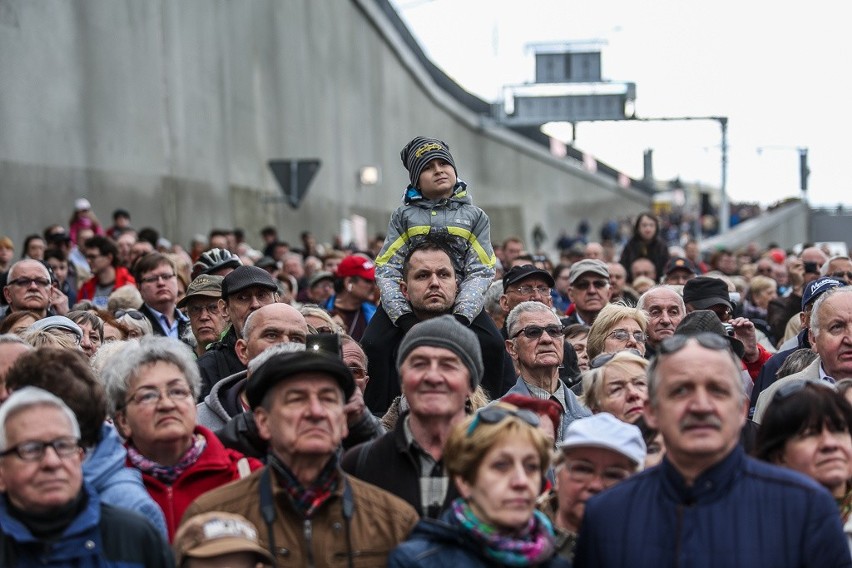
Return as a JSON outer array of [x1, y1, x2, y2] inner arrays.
[[574, 333, 850, 568]]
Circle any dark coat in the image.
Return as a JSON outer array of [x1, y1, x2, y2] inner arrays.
[[196, 325, 245, 400]]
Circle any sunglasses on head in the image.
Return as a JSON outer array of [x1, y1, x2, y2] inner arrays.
[[467, 405, 540, 436], [590, 348, 644, 369], [657, 332, 731, 355], [115, 309, 145, 321]]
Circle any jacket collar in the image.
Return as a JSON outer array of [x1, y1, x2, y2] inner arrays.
[[660, 444, 744, 505]]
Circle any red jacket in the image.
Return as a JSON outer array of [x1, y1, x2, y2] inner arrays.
[[79, 265, 136, 302], [127, 426, 262, 541]]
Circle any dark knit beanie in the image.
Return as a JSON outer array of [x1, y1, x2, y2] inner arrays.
[[396, 315, 483, 389], [400, 136, 457, 188]]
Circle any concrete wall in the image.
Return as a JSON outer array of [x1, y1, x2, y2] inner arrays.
[[0, 0, 650, 254], [700, 201, 809, 252]]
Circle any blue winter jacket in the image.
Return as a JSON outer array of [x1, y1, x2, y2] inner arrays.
[[574, 445, 852, 568], [388, 509, 570, 568], [82, 422, 168, 537], [0, 482, 173, 567]]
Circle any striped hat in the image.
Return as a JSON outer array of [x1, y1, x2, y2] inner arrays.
[[400, 136, 457, 188]]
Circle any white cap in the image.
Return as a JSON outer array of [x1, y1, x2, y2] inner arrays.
[[557, 413, 646, 465], [74, 198, 92, 211], [28, 316, 83, 343]]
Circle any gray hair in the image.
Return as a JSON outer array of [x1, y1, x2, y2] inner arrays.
[[247, 342, 305, 374], [647, 336, 745, 407], [580, 350, 650, 410], [67, 310, 104, 340], [115, 310, 153, 337], [101, 336, 200, 415], [637, 285, 685, 313], [506, 301, 558, 338], [0, 387, 80, 451], [483, 281, 503, 318], [821, 255, 852, 276], [0, 333, 32, 348], [810, 287, 852, 338], [89, 339, 130, 381], [7, 259, 49, 282]]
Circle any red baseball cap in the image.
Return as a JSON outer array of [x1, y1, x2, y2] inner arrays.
[[335, 254, 375, 281]]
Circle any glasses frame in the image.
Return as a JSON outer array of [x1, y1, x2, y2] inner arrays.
[[139, 273, 177, 285], [0, 436, 81, 462], [606, 329, 648, 344], [7, 277, 51, 289], [571, 279, 609, 291], [510, 324, 566, 340]]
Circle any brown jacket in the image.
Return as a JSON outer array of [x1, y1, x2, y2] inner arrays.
[[182, 465, 418, 567]]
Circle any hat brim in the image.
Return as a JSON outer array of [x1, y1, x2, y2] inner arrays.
[[181, 537, 274, 564], [177, 290, 223, 309], [687, 297, 732, 311], [557, 439, 641, 466], [568, 268, 610, 285]]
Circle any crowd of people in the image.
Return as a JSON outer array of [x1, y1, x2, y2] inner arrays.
[[0, 136, 851, 566]]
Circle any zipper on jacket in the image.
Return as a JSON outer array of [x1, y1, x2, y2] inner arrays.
[[303, 518, 315, 567]]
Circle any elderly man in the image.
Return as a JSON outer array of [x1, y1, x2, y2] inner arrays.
[[605, 261, 636, 306], [177, 274, 228, 358], [344, 315, 480, 518], [824, 254, 852, 284], [504, 301, 591, 441], [134, 253, 189, 341], [182, 350, 418, 566], [637, 285, 685, 358], [750, 276, 846, 416], [0, 387, 172, 566], [574, 334, 851, 567], [563, 259, 612, 326], [1, 259, 68, 321], [754, 286, 852, 422], [362, 239, 511, 414], [551, 413, 646, 562], [197, 265, 279, 399]]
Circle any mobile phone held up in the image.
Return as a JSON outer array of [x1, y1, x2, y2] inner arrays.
[[305, 333, 342, 359]]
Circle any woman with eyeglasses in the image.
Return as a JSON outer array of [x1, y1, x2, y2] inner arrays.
[[101, 336, 262, 542], [389, 403, 568, 567], [754, 382, 852, 551], [585, 303, 649, 361], [580, 350, 649, 424]]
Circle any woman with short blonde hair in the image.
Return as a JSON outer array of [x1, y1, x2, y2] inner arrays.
[[585, 303, 648, 361]]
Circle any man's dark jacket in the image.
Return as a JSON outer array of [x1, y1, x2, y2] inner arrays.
[[196, 325, 245, 400]]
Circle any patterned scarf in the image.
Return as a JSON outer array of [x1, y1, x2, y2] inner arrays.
[[451, 497, 556, 566], [126, 432, 207, 485], [269, 453, 341, 519]]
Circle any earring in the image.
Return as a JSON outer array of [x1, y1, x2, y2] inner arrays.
[[348, 284, 353, 292]]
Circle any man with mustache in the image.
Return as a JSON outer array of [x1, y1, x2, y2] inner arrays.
[[574, 333, 850, 568]]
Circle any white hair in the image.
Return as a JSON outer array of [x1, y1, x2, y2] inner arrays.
[[0, 387, 80, 451]]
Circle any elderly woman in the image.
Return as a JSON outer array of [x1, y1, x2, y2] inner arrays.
[[580, 350, 649, 424], [564, 324, 590, 373], [754, 382, 852, 548], [299, 303, 343, 334], [102, 336, 261, 541], [67, 309, 104, 358], [114, 308, 154, 338], [389, 403, 568, 567], [585, 303, 648, 361]]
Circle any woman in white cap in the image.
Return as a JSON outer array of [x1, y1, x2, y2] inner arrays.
[[549, 413, 646, 561]]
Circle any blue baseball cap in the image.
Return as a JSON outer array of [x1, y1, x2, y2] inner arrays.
[[802, 276, 846, 310]]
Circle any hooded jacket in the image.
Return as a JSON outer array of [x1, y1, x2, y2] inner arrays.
[[375, 181, 495, 325], [82, 422, 167, 538], [196, 370, 246, 431]]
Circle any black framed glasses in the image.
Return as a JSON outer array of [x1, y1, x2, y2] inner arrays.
[[0, 437, 80, 461], [185, 302, 219, 318], [657, 332, 731, 355], [467, 405, 540, 436], [139, 273, 176, 285], [7, 277, 51, 289], [830, 271, 852, 281], [590, 348, 644, 369], [607, 329, 647, 343], [572, 279, 609, 290], [510, 324, 565, 340], [115, 309, 145, 321]]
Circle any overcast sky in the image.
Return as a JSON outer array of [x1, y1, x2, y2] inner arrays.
[[391, 0, 851, 209]]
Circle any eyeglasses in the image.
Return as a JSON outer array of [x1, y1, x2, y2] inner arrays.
[[125, 385, 193, 407], [707, 305, 733, 321], [571, 279, 609, 291], [467, 405, 540, 436], [84, 253, 102, 262], [0, 436, 80, 462], [607, 329, 647, 343], [657, 332, 731, 355], [186, 302, 219, 317], [348, 366, 367, 379], [139, 273, 176, 285], [590, 348, 644, 369], [830, 271, 852, 281], [115, 309, 145, 321], [7, 277, 51, 289], [510, 324, 565, 340], [562, 459, 631, 488], [509, 285, 553, 296]]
